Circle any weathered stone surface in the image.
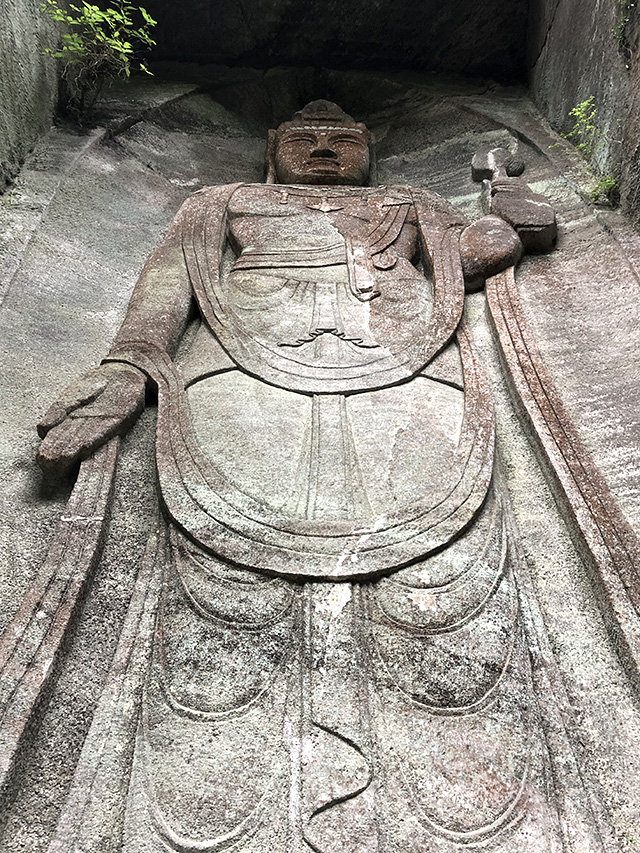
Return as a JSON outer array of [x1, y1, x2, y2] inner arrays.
[[472, 147, 557, 253], [621, 10, 640, 225], [0, 0, 59, 188], [527, 0, 640, 223], [1, 69, 640, 851], [459, 215, 523, 286], [527, 0, 629, 173]]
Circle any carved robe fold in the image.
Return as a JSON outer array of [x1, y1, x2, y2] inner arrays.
[[53, 184, 605, 853]]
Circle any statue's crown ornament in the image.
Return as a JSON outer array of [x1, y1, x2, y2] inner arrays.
[[278, 100, 370, 139]]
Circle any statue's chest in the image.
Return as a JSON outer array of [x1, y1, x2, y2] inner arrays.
[[184, 183, 464, 396], [227, 187, 414, 252]]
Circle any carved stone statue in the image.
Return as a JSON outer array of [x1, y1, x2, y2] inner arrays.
[[29, 101, 612, 852]]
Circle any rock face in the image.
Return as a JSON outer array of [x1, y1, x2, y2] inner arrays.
[[621, 12, 640, 224], [142, 0, 529, 80], [5, 0, 640, 225], [0, 0, 60, 187], [1, 68, 640, 851], [527, 0, 638, 217], [124, 0, 640, 223]]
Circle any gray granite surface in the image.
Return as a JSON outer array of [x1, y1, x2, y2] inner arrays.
[[0, 0, 60, 187], [1, 68, 639, 851]]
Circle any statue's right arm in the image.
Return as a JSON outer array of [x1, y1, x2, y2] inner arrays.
[[37, 204, 194, 477]]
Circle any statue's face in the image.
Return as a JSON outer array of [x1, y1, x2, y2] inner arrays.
[[275, 127, 370, 186]]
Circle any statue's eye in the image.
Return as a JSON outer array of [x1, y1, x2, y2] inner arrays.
[[329, 135, 362, 146], [282, 135, 316, 145]]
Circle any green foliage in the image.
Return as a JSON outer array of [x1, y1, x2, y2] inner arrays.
[[565, 96, 600, 158], [41, 0, 157, 121], [562, 96, 621, 207], [590, 174, 620, 205]]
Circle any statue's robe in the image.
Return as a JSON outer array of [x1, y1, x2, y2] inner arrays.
[[108, 184, 493, 578], [57, 185, 604, 853]]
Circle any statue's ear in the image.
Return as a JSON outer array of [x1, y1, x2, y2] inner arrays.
[[265, 129, 277, 184], [368, 132, 377, 187]]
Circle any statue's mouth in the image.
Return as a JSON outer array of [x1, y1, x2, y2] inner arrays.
[[308, 159, 340, 169]]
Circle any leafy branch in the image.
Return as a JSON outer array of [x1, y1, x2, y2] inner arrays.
[[41, 0, 157, 122], [562, 96, 621, 206], [565, 96, 600, 157]]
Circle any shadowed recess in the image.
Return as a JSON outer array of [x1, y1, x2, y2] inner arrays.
[[141, 0, 530, 81]]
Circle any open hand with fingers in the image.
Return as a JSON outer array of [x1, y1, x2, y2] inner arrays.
[[36, 361, 147, 478]]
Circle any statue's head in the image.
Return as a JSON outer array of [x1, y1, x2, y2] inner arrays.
[[267, 100, 371, 186]]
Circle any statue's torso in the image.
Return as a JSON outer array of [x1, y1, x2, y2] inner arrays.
[[145, 182, 494, 580]]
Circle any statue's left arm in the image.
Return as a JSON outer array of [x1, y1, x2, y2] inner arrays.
[[459, 215, 524, 288], [409, 186, 525, 289]]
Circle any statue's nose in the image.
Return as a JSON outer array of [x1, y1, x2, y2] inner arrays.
[[310, 146, 338, 159]]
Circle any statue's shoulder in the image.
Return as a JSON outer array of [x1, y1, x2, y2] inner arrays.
[[180, 182, 284, 214], [181, 182, 246, 209], [387, 184, 467, 224], [169, 183, 249, 229]]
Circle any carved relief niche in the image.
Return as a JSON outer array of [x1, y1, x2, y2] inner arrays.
[[1, 81, 639, 852]]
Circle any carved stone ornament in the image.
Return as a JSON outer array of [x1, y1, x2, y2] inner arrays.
[[6, 98, 638, 853]]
